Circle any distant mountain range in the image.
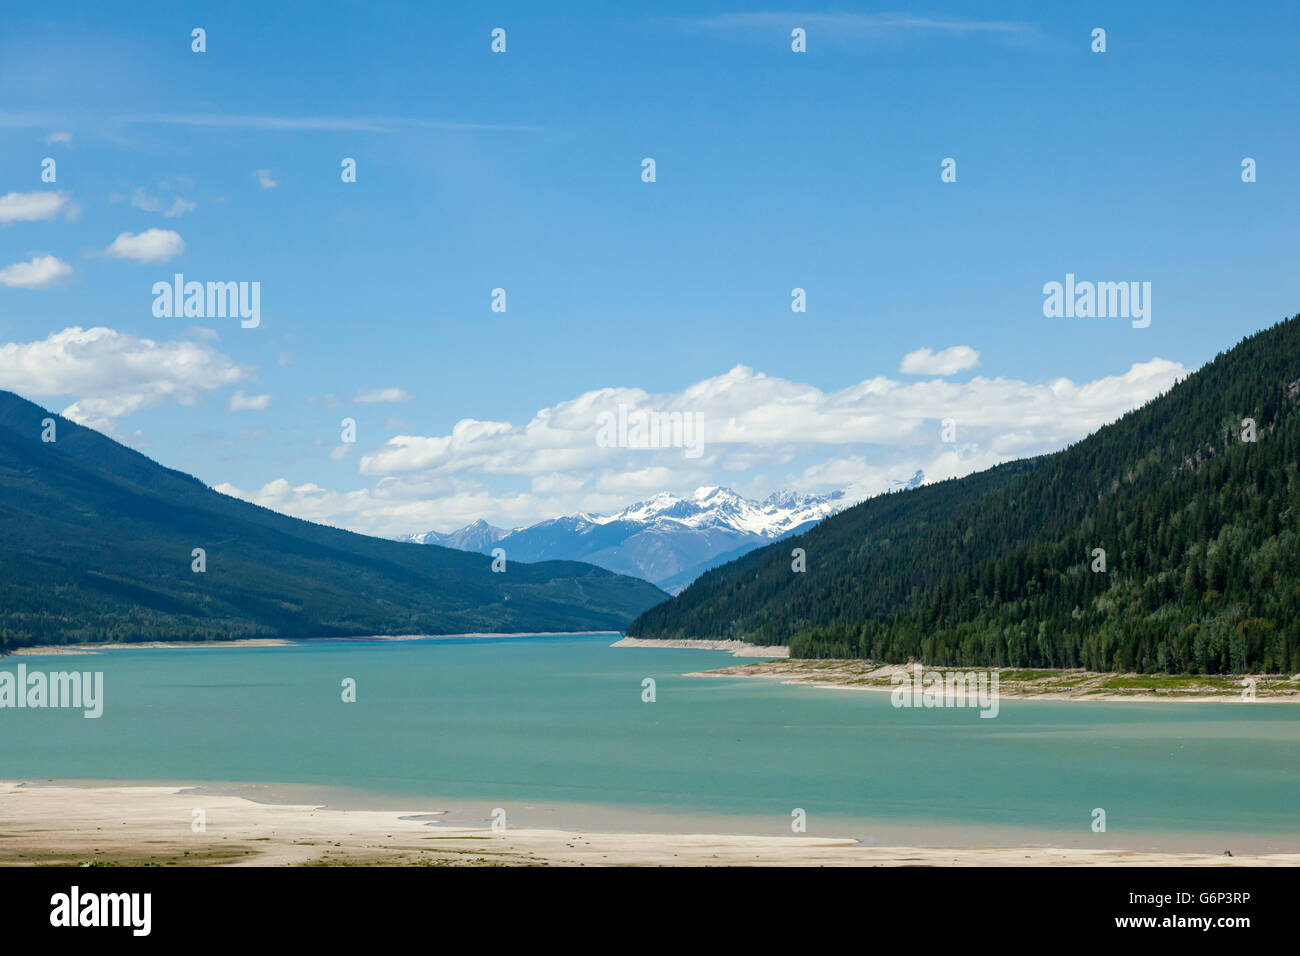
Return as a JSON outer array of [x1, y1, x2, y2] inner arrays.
[[0, 390, 665, 650], [405, 519, 508, 552], [628, 316, 1300, 676], [399, 485, 874, 592]]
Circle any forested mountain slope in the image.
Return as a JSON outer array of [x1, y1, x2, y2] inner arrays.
[[0, 391, 665, 649], [628, 317, 1300, 674]]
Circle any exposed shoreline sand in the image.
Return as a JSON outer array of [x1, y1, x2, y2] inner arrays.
[[3, 631, 619, 657], [681, 658, 1300, 703], [3, 781, 1294, 867]]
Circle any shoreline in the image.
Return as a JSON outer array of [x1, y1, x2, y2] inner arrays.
[[3, 631, 621, 657], [3, 781, 1295, 867], [684, 658, 1300, 703], [610, 636, 790, 658]]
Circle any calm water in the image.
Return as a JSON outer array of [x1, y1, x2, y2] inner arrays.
[[3, 634, 1298, 848]]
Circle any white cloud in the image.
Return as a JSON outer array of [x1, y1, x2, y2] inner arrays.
[[216, 476, 544, 537], [254, 169, 277, 189], [355, 360, 1187, 481], [0, 255, 72, 289], [44, 131, 73, 146], [899, 345, 981, 375], [217, 356, 1189, 538], [353, 386, 412, 404], [0, 326, 247, 431], [103, 228, 185, 263], [0, 190, 73, 224], [229, 390, 271, 411]]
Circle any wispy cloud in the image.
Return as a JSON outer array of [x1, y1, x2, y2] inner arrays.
[[229, 390, 272, 412], [0, 112, 539, 142], [353, 387, 412, 404], [111, 113, 538, 133], [0, 112, 68, 127], [678, 12, 1035, 41], [131, 188, 196, 217], [253, 169, 278, 190]]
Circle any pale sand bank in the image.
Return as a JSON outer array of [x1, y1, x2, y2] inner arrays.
[[685, 659, 1300, 703], [5, 638, 296, 656], [2, 782, 1294, 867], [4, 631, 619, 657], [611, 637, 790, 658]]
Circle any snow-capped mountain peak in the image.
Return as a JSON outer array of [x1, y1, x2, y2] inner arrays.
[[586, 485, 841, 537], [891, 469, 925, 490], [397, 486, 847, 592]]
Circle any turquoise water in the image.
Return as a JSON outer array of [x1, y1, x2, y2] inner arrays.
[[3, 634, 1298, 846]]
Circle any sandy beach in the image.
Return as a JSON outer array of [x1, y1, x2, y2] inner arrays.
[[680, 658, 1300, 702], [4, 639, 297, 656], [1, 781, 1295, 867]]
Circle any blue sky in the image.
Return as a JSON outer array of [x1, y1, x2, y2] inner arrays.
[[1, 1, 1297, 535]]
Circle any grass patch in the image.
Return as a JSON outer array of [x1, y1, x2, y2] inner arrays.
[[997, 669, 1067, 682], [1098, 674, 1237, 690]]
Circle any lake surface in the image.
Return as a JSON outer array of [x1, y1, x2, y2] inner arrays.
[[3, 633, 1298, 849]]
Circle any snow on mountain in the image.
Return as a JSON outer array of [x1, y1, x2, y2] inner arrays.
[[891, 469, 925, 490], [397, 487, 846, 591], [396, 518, 509, 551], [587, 485, 844, 537]]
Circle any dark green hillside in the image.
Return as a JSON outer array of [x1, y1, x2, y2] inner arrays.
[[628, 316, 1300, 674], [0, 391, 665, 649]]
